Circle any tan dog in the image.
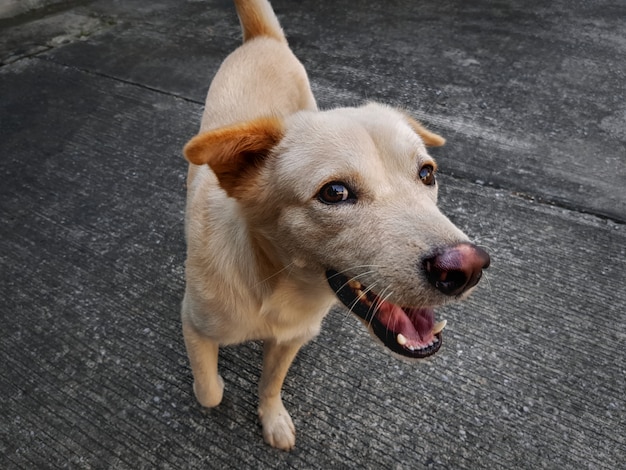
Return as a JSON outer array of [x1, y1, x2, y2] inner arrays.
[[181, 0, 490, 451]]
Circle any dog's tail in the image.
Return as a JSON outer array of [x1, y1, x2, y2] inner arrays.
[[234, 0, 286, 43]]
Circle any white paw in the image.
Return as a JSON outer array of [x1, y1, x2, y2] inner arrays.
[[258, 401, 296, 451], [193, 374, 224, 408]]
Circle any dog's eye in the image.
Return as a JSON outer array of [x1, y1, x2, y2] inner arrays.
[[318, 182, 355, 204], [419, 164, 436, 186]]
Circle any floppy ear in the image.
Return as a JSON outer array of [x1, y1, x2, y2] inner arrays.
[[183, 117, 284, 198], [404, 115, 446, 147]]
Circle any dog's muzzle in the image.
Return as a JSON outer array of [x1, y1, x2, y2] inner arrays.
[[325, 271, 446, 359], [326, 243, 489, 359]]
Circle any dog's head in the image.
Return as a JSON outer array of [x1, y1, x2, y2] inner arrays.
[[184, 103, 489, 360]]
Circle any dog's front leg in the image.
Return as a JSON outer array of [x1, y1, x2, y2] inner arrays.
[[258, 338, 303, 451], [182, 320, 224, 408]]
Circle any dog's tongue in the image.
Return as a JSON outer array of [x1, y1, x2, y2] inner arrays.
[[375, 300, 435, 343]]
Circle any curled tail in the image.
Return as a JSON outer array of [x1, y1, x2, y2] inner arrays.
[[233, 0, 286, 43]]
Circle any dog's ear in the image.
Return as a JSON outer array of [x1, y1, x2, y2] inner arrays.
[[183, 117, 284, 197], [404, 115, 446, 147]]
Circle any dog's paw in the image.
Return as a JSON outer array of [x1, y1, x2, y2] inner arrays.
[[193, 374, 224, 408], [258, 401, 296, 451]]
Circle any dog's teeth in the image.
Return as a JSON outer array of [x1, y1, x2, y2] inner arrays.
[[432, 319, 447, 335], [397, 333, 408, 346], [354, 288, 374, 306], [348, 280, 362, 289]]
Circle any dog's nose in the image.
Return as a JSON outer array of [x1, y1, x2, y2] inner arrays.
[[423, 243, 490, 296]]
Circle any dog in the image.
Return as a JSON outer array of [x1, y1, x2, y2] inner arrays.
[[181, 0, 490, 451]]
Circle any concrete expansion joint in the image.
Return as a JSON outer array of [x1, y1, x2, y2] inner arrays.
[[510, 190, 625, 226]]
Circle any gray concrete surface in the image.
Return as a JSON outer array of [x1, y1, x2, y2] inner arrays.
[[1, 0, 624, 468], [0, 0, 67, 20]]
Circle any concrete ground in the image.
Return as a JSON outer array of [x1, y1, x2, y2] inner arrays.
[[1, 0, 624, 468]]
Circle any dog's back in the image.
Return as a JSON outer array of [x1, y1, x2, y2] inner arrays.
[[198, 0, 316, 133], [187, 0, 316, 187], [234, 0, 285, 42]]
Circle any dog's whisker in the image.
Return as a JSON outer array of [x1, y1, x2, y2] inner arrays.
[[364, 287, 387, 328], [327, 265, 383, 280], [342, 296, 362, 325], [371, 289, 394, 331], [330, 271, 397, 333], [254, 261, 296, 287], [345, 281, 378, 317], [340, 281, 383, 331], [481, 271, 494, 294], [358, 282, 382, 322], [328, 265, 382, 277], [335, 275, 374, 326], [336, 270, 378, 292], [475, 243, 494, 253], [366, 286, 391, 327]]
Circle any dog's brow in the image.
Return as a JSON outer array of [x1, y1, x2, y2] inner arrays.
[[420, 159, 438, 173]]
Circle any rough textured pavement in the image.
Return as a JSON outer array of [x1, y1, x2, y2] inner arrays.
[[1, 0, 625, 468]]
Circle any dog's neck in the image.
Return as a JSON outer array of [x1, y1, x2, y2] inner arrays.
[[247, 227, 288, 293]]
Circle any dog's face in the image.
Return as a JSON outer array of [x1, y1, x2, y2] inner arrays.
[[184, 103, 488, 360]]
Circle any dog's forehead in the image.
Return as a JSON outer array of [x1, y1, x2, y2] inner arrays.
[[349, 104, 430, 160], [276, 105, 429, 192]]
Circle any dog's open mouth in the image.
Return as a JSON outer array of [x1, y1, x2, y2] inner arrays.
[[326, 270, 446, 359]]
